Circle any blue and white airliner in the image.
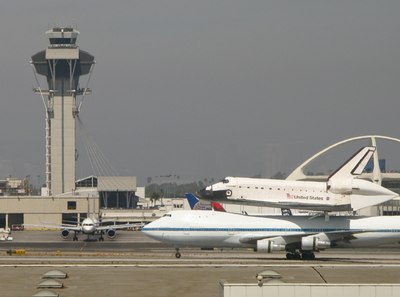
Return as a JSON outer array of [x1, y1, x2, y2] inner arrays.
[[142, 210, 400, 260]]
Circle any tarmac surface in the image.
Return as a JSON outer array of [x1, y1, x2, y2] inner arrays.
[[1, 230, 400, 297]]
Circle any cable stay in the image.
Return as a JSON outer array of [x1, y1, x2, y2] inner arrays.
[[77, 63, 95, 113], [31, 64, 49, 114], [76, 116, 124, 189]]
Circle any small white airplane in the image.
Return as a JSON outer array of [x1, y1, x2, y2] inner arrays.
[[142, 210, 400, 260], [25, 216, 140, 241], [199, 147, 398, 212]]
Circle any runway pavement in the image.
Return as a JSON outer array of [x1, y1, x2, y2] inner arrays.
[[1, 230, 400, 264], [0, 231, 400, 297], [0, 230, 166, 251]]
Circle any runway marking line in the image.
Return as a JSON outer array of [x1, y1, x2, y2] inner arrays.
[[2, 263, 400, 268]]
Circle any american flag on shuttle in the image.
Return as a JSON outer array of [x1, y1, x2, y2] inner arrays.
[[287, 193, 293, 199]]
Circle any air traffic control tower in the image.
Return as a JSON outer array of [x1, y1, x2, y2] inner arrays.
[[31, 27, 95, 196]]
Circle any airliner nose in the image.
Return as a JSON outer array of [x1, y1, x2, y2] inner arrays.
[[141, 226, 149, 234], [141, 221, 158, 239]]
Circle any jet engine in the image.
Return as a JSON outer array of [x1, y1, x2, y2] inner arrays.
[[106, 228, 116, 239], [257, 237, 286, 253], [301, 235, 331, 251], [61, 229, 70, 239], [327, 178, 353, 194]]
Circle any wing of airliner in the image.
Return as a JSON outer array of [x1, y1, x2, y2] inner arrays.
[[238, 229, 358, 245], [96, 222, 144, 231], [24, 223, 83, 232], [236, 229, 360, 259]]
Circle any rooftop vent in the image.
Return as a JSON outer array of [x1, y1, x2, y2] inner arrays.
[[37, 279, 63, 289], [32, 290, 59, 297], [256, 269, 283, 286], [42, 270, 68, 279]]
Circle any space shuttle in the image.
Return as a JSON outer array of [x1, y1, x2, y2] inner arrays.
[[199, 147, 398, 212]]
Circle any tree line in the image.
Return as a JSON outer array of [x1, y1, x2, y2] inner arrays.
[[145, 180, 208, 200]]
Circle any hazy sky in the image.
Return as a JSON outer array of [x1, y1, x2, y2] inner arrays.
[[1, 1, 400, 186]]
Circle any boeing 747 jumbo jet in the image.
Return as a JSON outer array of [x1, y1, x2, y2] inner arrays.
[[199, 147, 398, 212], [25, 216, 140, 241], [142, 210, 400, 260]]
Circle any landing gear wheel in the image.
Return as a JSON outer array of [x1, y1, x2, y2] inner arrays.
[[175, 248, 181, 258], [99, 236, 104, 241], [301, 252, 316, 260], [286, 252, 301, 260]]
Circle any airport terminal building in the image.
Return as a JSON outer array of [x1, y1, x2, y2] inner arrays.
[[0, 176, 139, 228]]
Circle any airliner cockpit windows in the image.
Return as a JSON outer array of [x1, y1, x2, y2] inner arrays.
[[222, 179, 230, 184], [162, 214, 172, 217]]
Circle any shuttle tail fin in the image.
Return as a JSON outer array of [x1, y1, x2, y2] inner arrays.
[[327, 146, 398, 208], [328, 146, 376, 182]]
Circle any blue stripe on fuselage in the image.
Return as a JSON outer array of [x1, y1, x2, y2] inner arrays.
[[142, 227, 400, 233]]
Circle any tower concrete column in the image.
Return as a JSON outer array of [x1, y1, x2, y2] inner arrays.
[[31, 27, 95, 196]]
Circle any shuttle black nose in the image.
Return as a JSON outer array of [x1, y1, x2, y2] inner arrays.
[[198, 187, 228, 201], [198, 187, 212, 199]]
